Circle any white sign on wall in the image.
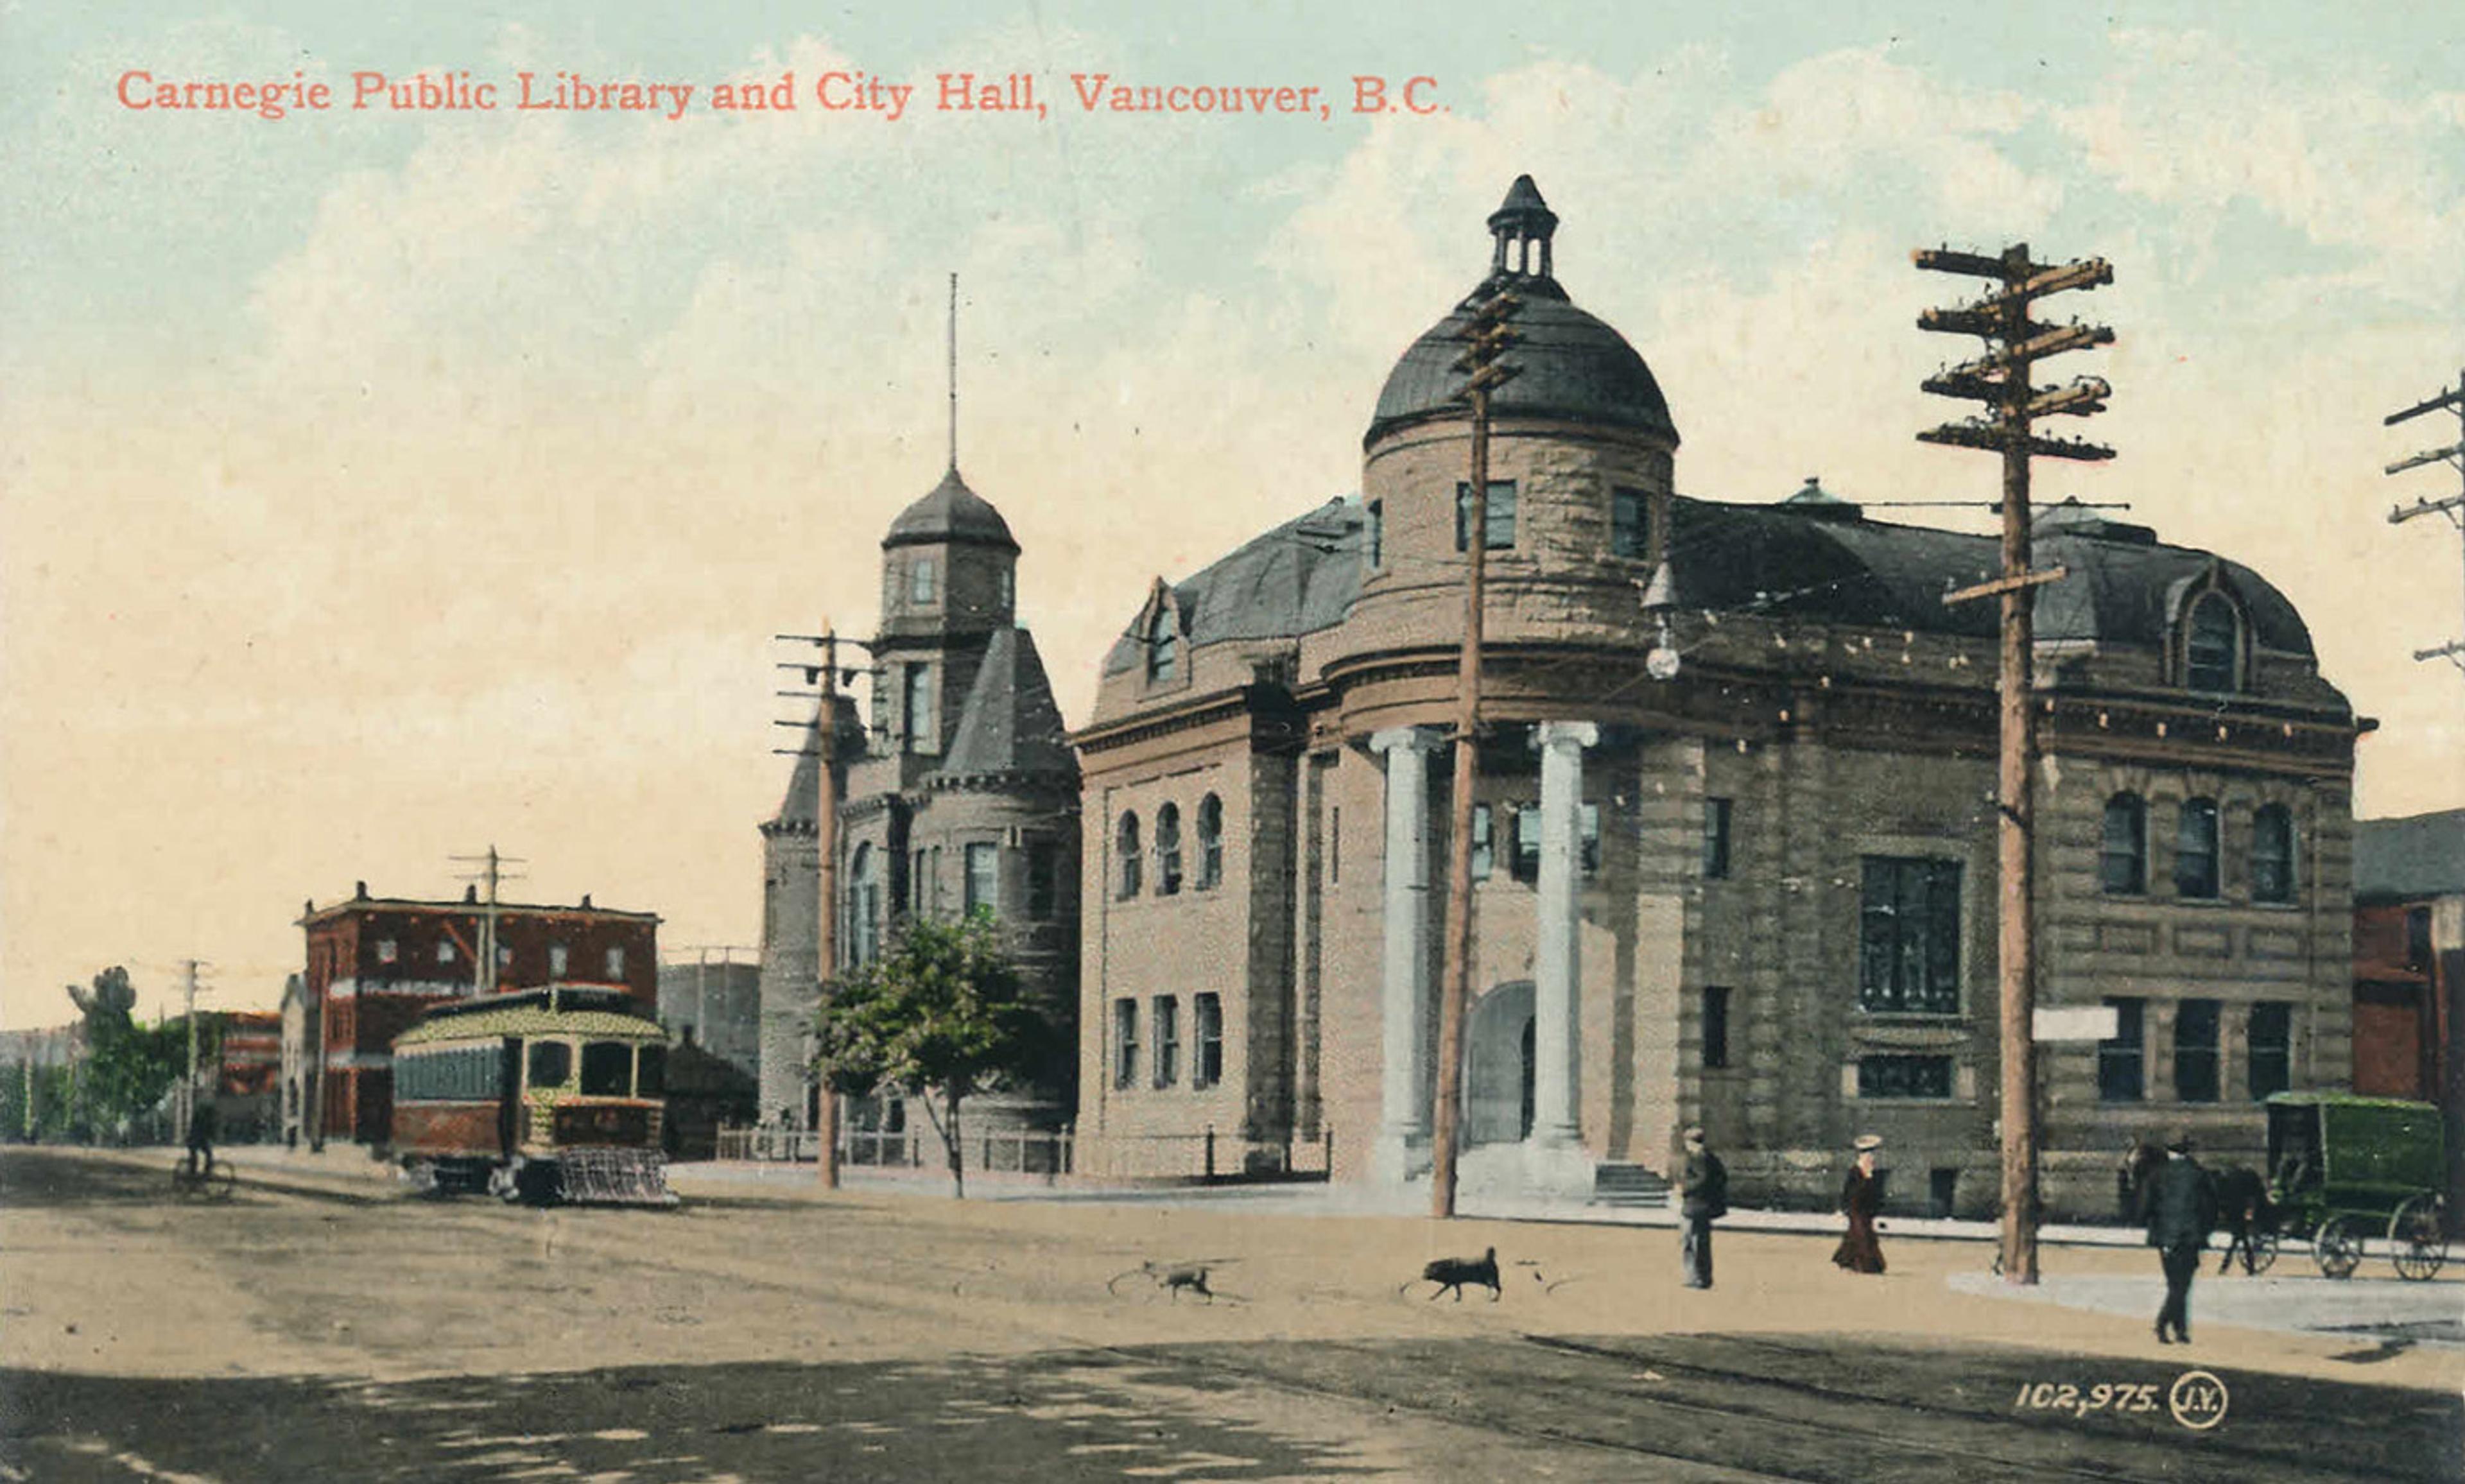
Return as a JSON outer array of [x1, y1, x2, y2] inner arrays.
[[2033, 1006, 2120, 1042]]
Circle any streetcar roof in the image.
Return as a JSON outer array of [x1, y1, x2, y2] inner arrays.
[[395, 985, 662, 1046]]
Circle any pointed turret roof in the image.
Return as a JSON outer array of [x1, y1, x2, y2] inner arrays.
[[936, 627, 1076, 781]]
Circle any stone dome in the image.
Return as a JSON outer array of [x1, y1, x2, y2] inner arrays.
[[1365, 177, 1677, 449], [882, 466, 1019, 552]]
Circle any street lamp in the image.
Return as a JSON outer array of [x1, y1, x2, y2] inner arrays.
[[1641, 560, 1680, 681]]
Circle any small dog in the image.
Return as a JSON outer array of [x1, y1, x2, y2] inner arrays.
[[1420, 1247, 1501, 1302], [1107, 1259, 1228, 1302]]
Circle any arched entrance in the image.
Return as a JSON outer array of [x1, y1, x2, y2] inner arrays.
[[1464, 981, 1535, 1147]]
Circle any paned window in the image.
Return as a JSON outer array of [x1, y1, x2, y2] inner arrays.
[[2101, 793, 2147, 895], [1366, 500, 1383, 567], [1611, 486, 1649, 558], [1857, 1055, 1953, 1099], [2098, 997, 2145, 1102], [1580, 803, 1601, 877], [604, 945, 625, 978], [1470, 804, 1494, 881], [580, 1040, 632, 1096], [2184, 592, 2240, 693], [1117, 813, 1143, 899], [1511, 804, 1541, 883], [1703, 798, 1733, 880], [1155, 803, 1184, 896], [2247, 1001, 2292, 1100], [910, 556, 937, 605], [635, 1044, 666, 1098], [1196, 793, 1224, 890], [1193, 994, 1224, 1089], [1112, 999, 1139, 1089], [1152, 996, 1181, 1087], [549, 944, 569, 977], [2175, 798, 2220, 899], [2251, 804, 2296, 904], [1858, 858, 1962, 1014], [903, 665, 936, 754], [964, 842, 999, 917], [527, 1040, 572, 1090], [1146, 608, 1179, 682], [2174, 998, 2221, 1103], [1454, 479, 1517, 551]]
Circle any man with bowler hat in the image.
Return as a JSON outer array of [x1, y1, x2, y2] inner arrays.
[[1675, 1126, 1727, 1289], [2144, 1132, 2218, 1343]]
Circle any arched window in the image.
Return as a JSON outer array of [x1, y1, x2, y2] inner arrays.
[[2100, 793, 2147, 895], [1116, 812, 1143, 899], [1146, 608, 1179, 682], [1155, 803, 1184, 896], [2184, 592, 2240, 693], [2175, 798, 2220, 900], [850, 843, 882, 965], [2252, 804, 2296, 904], [1196, 793, 1224, 890]]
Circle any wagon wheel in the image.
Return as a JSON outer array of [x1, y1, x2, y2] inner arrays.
[[2247, 1225, 2280, 1275], [2313, 1213, 2366, 1280], [2389, 1195, 2448, 1282]]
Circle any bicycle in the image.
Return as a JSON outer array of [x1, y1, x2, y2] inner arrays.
[[171, 1153, 236, 1201]]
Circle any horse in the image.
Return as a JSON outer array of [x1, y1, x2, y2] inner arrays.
[[2206, 1166, 2276, 1276]]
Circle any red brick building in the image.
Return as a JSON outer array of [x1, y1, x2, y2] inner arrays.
[[2351, 809, 2464, 1219], [293, 884, 659, 1144]]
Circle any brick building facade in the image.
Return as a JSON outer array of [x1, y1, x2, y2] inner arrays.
[[2351, 809, 2464, 1218], [1072, 178, 2364, 1217], [290, 885, 659, 1145]]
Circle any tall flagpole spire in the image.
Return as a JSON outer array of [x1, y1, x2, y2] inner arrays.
[[946, 272, 959, 475]]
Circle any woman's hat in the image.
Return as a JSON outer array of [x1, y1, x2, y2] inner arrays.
[[1682, 1125, 1706, 1144], [1853, 1134, 1883, 1152]]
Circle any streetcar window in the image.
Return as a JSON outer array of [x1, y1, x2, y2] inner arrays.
[[636, 1044, 666, 1098], [580, 1040, 633, 1096], [527, 1040, 572, 1089]]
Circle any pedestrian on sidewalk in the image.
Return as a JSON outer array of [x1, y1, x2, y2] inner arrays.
[[2144, 1132, 2218, 1344], [1675, 1126, 1727, 1289], [1832, 1134, 1886, 1275]]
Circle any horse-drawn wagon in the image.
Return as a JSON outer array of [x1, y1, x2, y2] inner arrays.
[[2264, 1091, 2448, 1281]]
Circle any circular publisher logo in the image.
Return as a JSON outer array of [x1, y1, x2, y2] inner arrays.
[[2167, 1370, 2229, 1431]]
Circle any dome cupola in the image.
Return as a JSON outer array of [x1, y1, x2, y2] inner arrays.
[[1366, 176, 1677, 449]]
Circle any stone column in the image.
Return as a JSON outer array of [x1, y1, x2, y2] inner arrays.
[[1529, 721, 1598, 1189], [1369, 727, 1442, 1184]]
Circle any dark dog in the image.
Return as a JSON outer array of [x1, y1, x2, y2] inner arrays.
[[2208, 1166, 2276, 1275], [1421, 1247, 1501, 1302]]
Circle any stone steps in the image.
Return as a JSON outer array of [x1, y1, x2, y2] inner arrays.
[[1591, 1162, 1671, 1207]]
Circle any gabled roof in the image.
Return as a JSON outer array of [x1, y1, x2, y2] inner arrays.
[[1103, 499, 1363, 674], [2355, 809, 2465, 902], [937, 626, 1077, 781]]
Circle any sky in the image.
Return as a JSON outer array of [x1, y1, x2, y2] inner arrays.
[[4, 1, 2461, 1026]]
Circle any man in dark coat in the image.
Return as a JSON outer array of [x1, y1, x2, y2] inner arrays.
[[1675, 1126, 1727, 1289], [2143, 1133, 2218, 1343]]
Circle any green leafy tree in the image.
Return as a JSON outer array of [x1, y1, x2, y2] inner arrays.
[[813, 913, 1059, 1199], [62, 968, 188, 1141]]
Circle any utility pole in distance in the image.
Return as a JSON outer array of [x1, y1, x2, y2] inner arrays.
[[1430, 288, 1521, 1220], [2384, 368, 2465, 674], [1917, 242, 2115, 1286]]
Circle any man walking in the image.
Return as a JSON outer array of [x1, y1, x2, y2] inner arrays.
[[2143, 1132, 2218, 1344], [1676, 1126, 1727, 1290]]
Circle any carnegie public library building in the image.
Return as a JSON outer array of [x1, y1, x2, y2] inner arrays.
[[1069, 178, 2365, 1217]]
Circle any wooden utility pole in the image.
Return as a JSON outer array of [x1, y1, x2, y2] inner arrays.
[[2384, 369, 2465, 674], [1917, 243, 2115, 1286], [450, 847, 525, 994], [778, 627, 856, 1189], [1430, 289, 1522, 1219], [178, 959, 202, 1147]]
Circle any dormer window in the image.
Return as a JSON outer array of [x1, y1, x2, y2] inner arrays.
[[910, 556, 938, 606], [2183, 591, 2241, 693], [1145, 607, 1179, 682]]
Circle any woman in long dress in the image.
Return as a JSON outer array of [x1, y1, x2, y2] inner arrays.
[[1833, 1138, 1886, 1274]]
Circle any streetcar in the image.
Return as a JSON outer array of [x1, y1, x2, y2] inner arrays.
[[2265, 1091, 2448, 1280], [390, 985, 678, 1206]]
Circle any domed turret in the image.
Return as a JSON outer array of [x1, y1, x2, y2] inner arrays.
[[1366, 176, 1677, 449], [884, 467, 1019, 553]]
